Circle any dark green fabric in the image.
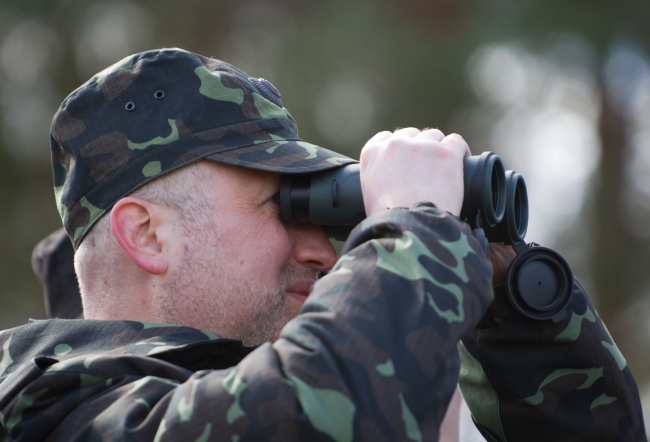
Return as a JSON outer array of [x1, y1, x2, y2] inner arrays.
[[459, 279, 647, 441], [31, 228, 81, 319]]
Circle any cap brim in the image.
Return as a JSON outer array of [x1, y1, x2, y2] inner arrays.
[[204, 139, 357, 174]]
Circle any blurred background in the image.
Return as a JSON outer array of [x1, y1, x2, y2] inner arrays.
[[0, 0, 649, 437]]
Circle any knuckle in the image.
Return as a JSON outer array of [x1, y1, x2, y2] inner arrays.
[[385, 136, 405, 150], [375, 130, 392, 138], [445, 133, 467, 145], [443, 133, 469, 151], [424, 128, 444, 136]]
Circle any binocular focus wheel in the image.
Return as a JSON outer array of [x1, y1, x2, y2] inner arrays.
[[506, 246, 573, 322]]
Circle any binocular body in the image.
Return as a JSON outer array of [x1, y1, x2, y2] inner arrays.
[[280, 152, 573, 322], [281, 152, 527, 243]]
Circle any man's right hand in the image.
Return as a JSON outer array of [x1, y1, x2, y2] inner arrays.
[[359, 128, 471, 217]]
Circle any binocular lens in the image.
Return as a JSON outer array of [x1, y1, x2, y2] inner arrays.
[[483, 171, 528, 244], [506, 245, 573, 322], [512, 173, 528, 241], [461, 152, 506, 228], [489, 156, 506, 226], [491, 170, 501, 213]]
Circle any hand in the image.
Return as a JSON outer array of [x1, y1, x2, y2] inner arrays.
[[489, 242, 516, 286], [359, 128, 471, 217]]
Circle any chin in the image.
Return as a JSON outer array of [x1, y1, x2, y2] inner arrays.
[[284, 298, 305, 319]]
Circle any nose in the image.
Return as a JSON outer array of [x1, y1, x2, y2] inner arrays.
[[288, 223, 338, 271]]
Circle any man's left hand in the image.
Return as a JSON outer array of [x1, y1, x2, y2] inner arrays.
[[489, 242, 516, 286]]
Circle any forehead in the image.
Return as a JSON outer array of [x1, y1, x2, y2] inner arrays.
[[204, 160, 281, 196]]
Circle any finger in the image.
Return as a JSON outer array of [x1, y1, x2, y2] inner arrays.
[[393, 127, 421, 138], [441, 133, 472, 156], [415, 128, 445, 142]]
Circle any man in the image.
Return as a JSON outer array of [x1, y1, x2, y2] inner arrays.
[[0, 48, 644, 441]]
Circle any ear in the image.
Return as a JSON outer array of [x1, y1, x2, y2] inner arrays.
[[110, 197, 169, 275]]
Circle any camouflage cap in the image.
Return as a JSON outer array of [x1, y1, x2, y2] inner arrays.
[[50, 48, 356, 249]]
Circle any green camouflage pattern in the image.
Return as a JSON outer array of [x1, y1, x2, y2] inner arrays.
[[50, 48, 356, 249], [459, 278, 647, 441], [0, 204, 494, 441]]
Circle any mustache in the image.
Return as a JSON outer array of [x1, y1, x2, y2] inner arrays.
[[278, 266, 322, 290]]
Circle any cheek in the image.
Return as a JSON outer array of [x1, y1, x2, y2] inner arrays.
[[226, 216, 292, 271], [257, 221, 293, 267]]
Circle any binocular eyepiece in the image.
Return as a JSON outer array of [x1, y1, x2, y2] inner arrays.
[[279, 151, 573, 322]]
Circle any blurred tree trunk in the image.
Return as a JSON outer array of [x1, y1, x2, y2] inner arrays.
[[593, 79, 631, 321], [591, 76, 647, 382]]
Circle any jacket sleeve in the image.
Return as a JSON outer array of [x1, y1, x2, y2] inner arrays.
[[1, 203, 493, 441], [459, 277, 647, 441]]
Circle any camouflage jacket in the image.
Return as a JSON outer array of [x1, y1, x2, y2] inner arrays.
[[459, 277, 647, 441], [0, 204, 644, 441], [0, 203, 494, 441]]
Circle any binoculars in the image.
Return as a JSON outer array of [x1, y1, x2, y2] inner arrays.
[[280, 152, 573, 322]]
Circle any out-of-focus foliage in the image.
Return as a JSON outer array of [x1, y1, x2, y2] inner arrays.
[[1, 0, 649, 431]]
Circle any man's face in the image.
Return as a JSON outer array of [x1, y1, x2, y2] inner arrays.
[[159, 162, 338, 345]]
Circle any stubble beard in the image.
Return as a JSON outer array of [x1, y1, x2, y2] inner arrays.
[[157, 234, 318, 347]]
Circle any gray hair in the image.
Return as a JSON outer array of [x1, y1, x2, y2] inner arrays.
[[74, 161, 215, 316]]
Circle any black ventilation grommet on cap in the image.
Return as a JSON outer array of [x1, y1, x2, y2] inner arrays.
[[249, 77, 283, 108], [125, 102, 136, 111], [506, 243, 573, 322], [154, 90, 165, 99]]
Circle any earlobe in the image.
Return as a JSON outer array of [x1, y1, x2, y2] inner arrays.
[[110, 197, 169, 275]]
